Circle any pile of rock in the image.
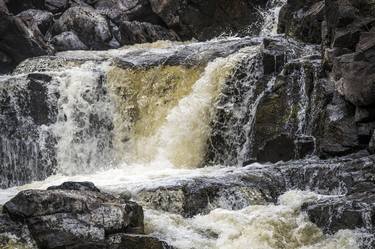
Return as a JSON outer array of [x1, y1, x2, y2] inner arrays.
[[0, 181, 172, 249], [0, 0, 269, 73]]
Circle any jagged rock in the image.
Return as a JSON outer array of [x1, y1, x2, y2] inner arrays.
[[117, 21, 180, 45], [17, 9, 54, 34], [51, 31, 89, 51], [47, 181, 101, 192], [0, 13, 51, 73], [333, 52, 375, 107], [149, 0, 269, 40], [95, 0, 162, 26], [0, 213, 37, 248], [0, 0, 9, 14], [3, 182, 146, 249], [0, 73, 57, 188], [4, 0, 44, 14], [303, 193, 375, 234], [278, 0, 324, 43], [107, 234, 174, 249], [45, 0, 69, 13], [135, 166, 284, 217], [52, 6, 113, 50]]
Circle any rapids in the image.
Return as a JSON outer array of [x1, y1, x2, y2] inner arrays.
[[0, 0, 374, 248]]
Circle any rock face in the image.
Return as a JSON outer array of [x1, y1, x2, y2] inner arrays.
[[1, 182, 171, 249], [278, 0, 375, 157]]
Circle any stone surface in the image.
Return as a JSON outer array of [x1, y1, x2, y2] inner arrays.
[[52, 6, 113, 50], [0, 13, 51, 72], [17, 9, 54, 34], [2, 182, 154, 249], [51, 31, 89, 51], [117, 21, 180, 45]]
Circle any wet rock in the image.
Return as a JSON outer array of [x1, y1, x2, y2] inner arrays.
[[5, 0, 44, 14], [95, 0, 162, 26], [149, 0, 268, 40], [303, 193, 375, 234], [0, 213, 37, 248], [0, 0, 9, 14], [278, 0, 324, 43], [136, 166, 285, 217], [51, 31, 89, 51], [107, 234, 174, 249], [0, 73, 58, 188], [47, 181, 101, 192], [52, 6, 113, 50], [333, 52, 375, 107], [45, 0, 69, 13], [17, 9, 54, 35], [0, 13, 51, 73], [117, 21, 180, 45], [3, 182, 146, 249]]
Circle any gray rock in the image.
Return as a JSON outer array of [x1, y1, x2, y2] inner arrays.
[[0, 13, 52, 73], [149, 0, 269, 40], [117, 21, 180, 45], [52, 6, 113, 50], [51, 31, 89, 51], [17, 9, 53, 34], [3, 182, 146, 249], [107, 234, 174, 249], [45, 0, 68, 13]]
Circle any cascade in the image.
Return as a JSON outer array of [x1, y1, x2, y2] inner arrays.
[[0, 0, 374, 249]]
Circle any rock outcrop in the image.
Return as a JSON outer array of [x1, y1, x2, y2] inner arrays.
[[278, 0, 375, 158], [1, 181, 172, 249]]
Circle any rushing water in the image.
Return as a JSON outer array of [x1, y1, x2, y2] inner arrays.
[[0, 0, 373, 248]]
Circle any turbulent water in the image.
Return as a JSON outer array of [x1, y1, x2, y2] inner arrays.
[[0, 0, 373, 248]]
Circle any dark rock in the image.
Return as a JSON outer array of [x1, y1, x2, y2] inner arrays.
[[0, 13, 51, 73], [95, 0, 163, 26], [51, 31, 89, 51], [117, 21, 180, 45], [3, 182, 145, 249], [0, 73, 57, 188], [278, 0, 324, 44], [17, 9, 54, 34], [0, 213, 37, 248], [368, 131, 375, 154], [149, 0, 268, 40], [0, 0, 9, 14], [333, 52, 375, 106], [52, 6, 113, 49], [303, 193, 375, 234], [136, 167, 284, 217], [5, 0, 44, 14], [257, 134, 296, 163], [47, 181, 101, 192], [107, 234, 174, 249], [45, 0, 68, 13]]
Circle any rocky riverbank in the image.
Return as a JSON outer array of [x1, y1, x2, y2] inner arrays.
[[1, 154, 374, 248]]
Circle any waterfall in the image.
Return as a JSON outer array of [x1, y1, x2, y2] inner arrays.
[[0, 1, 373, 249]]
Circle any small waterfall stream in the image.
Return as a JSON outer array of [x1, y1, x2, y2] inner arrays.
[[0, 1, 374, 248]]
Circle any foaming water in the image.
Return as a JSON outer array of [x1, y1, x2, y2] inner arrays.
[[145, 191, 363, 249]]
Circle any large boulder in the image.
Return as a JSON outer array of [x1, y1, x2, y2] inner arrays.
[[278, 0, 325, 44], [52, 6, 114, 50], [0, 13, 51, 73], [1, 182, 170, 249], [149, 0, 268, 40], [117, 21, 180, 45], [17, 9, 54, 35], [51, 31, 89, 51]]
